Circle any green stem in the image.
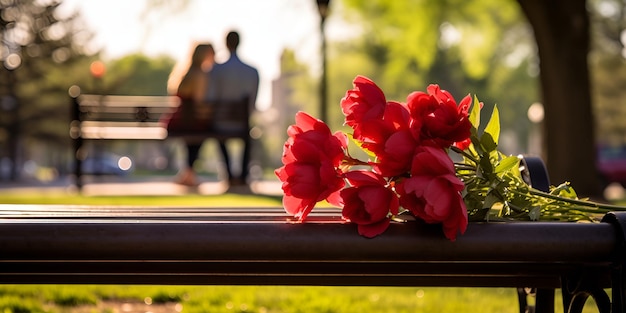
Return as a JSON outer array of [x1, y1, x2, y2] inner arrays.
[[527, 188, 626, 211], [455, 164, 477, 171], [342, 156, 369, 167], [451, 146, 479, 164]]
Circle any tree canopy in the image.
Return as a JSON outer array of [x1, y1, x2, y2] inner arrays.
[[0, 0, 96, 179], [336, 0, 538, 153], [0, 1, 177, 180]]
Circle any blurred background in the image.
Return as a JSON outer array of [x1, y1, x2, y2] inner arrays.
[[1, 0, 625, 199]]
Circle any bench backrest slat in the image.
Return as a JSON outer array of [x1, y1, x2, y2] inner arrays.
[[78, 95, 181, 108]]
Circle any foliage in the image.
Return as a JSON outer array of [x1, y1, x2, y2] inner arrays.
[[0, 0, 95, 143], [337, 0, 539, 154], [456, 95, 624, 222], [341, 0, 522, 86], [0, 1, 177, 180], [0, 0, 99, 181], [103, 54, 176, 96]]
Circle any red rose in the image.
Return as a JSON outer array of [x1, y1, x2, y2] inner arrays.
[[407, 85, 472, 148], [397, 146, 468, 241], [283, 112, 347, 166], [356, 101, 411, 156], [347, 101, 416, 177], [372, 129, 418, 177], [276, 161, 345, 220], [341, 170, 399, 238], [341, 76, 387, 130], [275, 112, 347, 220]]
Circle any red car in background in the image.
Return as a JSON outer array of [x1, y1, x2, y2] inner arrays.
[[597, 145, 626, 189]]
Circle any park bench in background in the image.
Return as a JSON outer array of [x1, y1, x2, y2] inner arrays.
[[69, 87, 250, 189]]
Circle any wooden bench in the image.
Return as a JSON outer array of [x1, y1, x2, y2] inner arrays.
[[0, 157, 622, 313], [0, 205, 624, 313], [69, 87, 250, 189]]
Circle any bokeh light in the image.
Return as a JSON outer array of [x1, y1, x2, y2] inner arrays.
[[89, 60, 106, 78]]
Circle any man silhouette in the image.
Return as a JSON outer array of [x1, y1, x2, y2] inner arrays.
[[205, 31, 259, 188]]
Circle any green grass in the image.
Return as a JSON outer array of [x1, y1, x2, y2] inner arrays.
[[0, 191, 613, 312], [0, 192, 283, 207], [0, 285, 605, 313], [0, 285, 515, 313]]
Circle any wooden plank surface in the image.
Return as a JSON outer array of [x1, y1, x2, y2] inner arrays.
[[0, 205, 618, 287]]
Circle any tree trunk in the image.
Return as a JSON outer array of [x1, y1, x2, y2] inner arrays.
[[517, 0, 600, 197]]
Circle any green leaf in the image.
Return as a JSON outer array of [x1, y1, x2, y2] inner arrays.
[[483, 192, 501, 209], [469, 127, 483, 156], [479, 153, 494, 176], [495, 155, 520, 174], [469, 95, 481, 129], [528, 206, 541, 221], [480, 132, 498, 153], [484, 104, 500, 146], [508, 155, 523, 179], [551, 182, 578, 199]]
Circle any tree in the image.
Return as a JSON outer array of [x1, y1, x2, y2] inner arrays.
[[0, 0, 95, 180], [517, 0, 599, 196]]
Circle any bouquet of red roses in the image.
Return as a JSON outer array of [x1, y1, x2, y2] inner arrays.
[[275, 75, 622, 241]]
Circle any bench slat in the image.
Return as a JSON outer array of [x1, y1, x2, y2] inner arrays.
[[0, 205, 617, 287], [79, 124, 168, 140], [79, 95, 180, 108]]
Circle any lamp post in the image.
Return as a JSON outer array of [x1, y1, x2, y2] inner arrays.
[[317, 0, 330, 123]]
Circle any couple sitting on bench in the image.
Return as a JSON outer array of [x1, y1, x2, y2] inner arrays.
[[167, 31, 259, 189]]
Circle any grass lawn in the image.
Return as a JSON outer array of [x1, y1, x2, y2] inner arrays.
[[0, 192, 284, 207], [0, 190, 610, 312], [1, 285, 600, 313]]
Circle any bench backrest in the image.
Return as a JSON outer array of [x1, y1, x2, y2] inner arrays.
[[69, 89, 253, 189], [71, 93, 251, 140], [208, 96, 250, 135], [72, 94, 180, 140]]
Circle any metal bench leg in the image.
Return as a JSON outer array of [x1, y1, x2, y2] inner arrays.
[[518, 288, 531, 313], [518, 156, 556, 313], [536, 289, 555, 313], [518, 288, 555, 313], [611, 265, 626, 313], [561, 272, 611, 313], [602, 212, 626, 313]]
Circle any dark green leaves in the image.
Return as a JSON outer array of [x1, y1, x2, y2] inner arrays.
[[456, 95, 623, 222]]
